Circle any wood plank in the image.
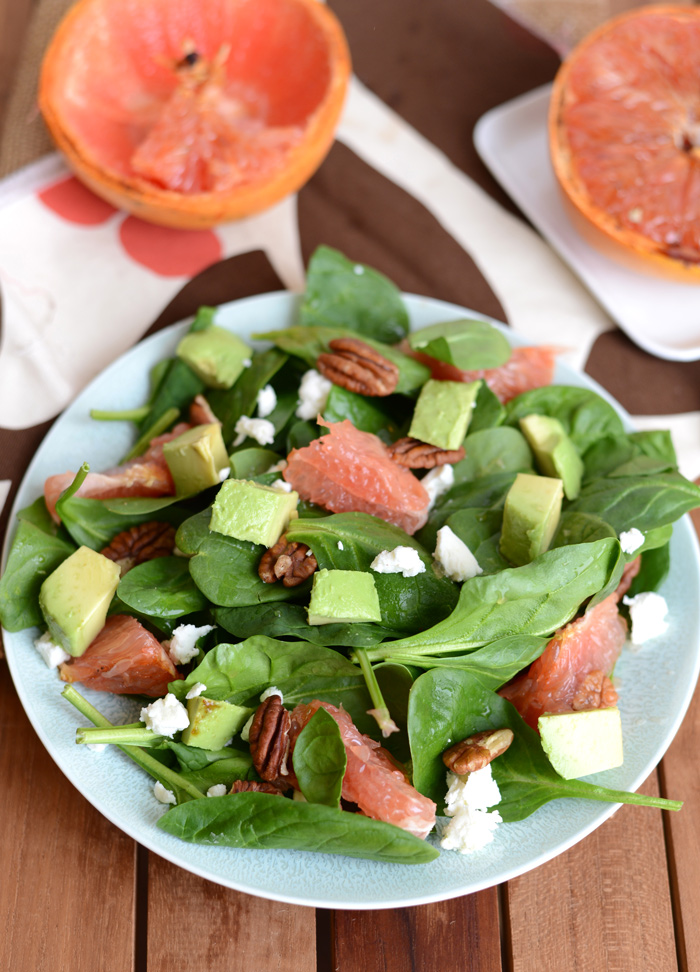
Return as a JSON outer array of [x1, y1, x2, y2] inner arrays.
[[506, 773, 677, 972], [146, 855, 317, 972], [333, 888, 502, 972], [0, 661, 136, 972], [0, 0, 34, 125]]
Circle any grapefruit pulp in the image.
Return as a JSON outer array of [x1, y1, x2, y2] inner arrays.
[[549, 6, 700, 280], [39, 0, 351, 227]]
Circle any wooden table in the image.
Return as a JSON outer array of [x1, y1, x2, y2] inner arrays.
[[2, 1, 700, 970]]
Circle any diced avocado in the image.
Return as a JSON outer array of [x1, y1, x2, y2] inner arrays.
[[162, 423, 230, 495], [499, 472, 563, 566], [519, 414, 584, 500], [177, 325, 251, 390], [538, 708, 623, 779], [307, 569, 382, 625], [408, 379, 481, 450], [39, 546, 120, 657], [181, 697, 254, 750], [210, 479, 298, 547]]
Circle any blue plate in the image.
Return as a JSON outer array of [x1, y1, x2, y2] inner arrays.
[[4, 293, 699, 908]]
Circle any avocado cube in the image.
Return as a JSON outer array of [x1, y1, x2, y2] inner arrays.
[[408, 379, 481, 450], [538, 708, 623, 779], [177, 325, 251, 390], [499, 472, 563, 566], [39, 546, 121, 657], [210, 479, 299, 547], [181, 697, 254, 750], [519, 414, 584, 500], [162, 423, 230, 496], [307, 569, 382, 625]]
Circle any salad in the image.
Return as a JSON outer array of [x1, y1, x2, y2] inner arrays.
[[1, 245, 697, 868]]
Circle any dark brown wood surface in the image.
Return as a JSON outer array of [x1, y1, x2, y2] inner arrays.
[[1, 2, 699, 971]]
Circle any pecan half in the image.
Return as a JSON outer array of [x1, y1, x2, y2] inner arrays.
[[258, 536, 317, 587], [101, 521, 176, 575], [249, 695, 291, 782], [317, 337, 399, 396], [572, 670, 618, 711], [229, 780, 285, 795], [387, 437, 466, 469], [442, 728, 514, 775]]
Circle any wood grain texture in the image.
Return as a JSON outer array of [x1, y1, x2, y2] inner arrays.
[[0, 662, 136, 972], [505, 773, 678, 972], [333, 889, 502, 972], [146, 855, 317, 972]]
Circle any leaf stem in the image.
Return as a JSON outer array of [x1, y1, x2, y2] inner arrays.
[[121, 406, 180, 463], [76, 725, 166, 747], [90, 407, 151, 422], [352, 648, 399, 738], [61, 685, 205, 801]]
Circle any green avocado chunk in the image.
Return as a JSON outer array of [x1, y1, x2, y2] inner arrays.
[[177, 325, 251, 390], [162, 423, 230, 495], [499, 472, 563, 566], [39, 546, 121, 657], [408, 379, 481, 450], [181, 696, 255, 750], [538, 707, 623, 779], [210, 479, 299, 547], [519, 414, 584, 500], [307, 569, 382, 625]]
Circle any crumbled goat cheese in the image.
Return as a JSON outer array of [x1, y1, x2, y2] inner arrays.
[[242, 358, 252, 368], [296, 369, 332, 420], [33, 631, 70, 669], [240, 714, 255, 742], [270, 479, 293, 492], [422, 464, 454, 511], [256, 384, 277, 418], [440, 765, 503, 854], [218, 466, 231, 482], [623, 591, 669, 644], [207, 784, 228, 798], [140, 695, 190, 737], [337, 540, 344, 550], [353, 264, 364, 275], [260, 686, 284, 702], [185, 682, 207, 700], [619, 527, 645, 554], [370, 546, 426, 578], [168, 623, 215, 666], [86, 743, 107, 753], [434, 526, 482, 582], [233, 415, 276, 447], [154, 781, 177, 805], [265, 459, 288, 474]]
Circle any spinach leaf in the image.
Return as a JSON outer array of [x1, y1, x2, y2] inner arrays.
[[285, 513, 458, 634], [158, 792, 439, 863], [583, 430, 677, 481], [299, 245, 409, 344], [292, 707, 347, 807], [16, 495, 62, 533], [627, 541, 671, 596], [444, 508, 507, 574], [286, 419, 321, 451], [257, 326, 430, 396], [552, 512, 617, 548], [505, 386, 624, 453], [117, 557, 208, 619], [214, 603, 402, 647], [374, 662, 418, 762], [138, 358, 204, 432], [395, 635, 547, 691], [365, 538, 624, 661], [323, 385, 399, 442], [453, 428, 532, 484], [566, 472, 700, 534], [469, 381, 505, 433], [165, 742, 248, 772], [0, 517, 75, 631], [408, 319, 511, 370], [179, 755, 254, 796], [408, 670, 680, 817], [207, 348, 288, 447], [229, 448, 282, 479], [189, 533, 311, 607], [175, 508, 212, 555], [416, 472, 516, 550]]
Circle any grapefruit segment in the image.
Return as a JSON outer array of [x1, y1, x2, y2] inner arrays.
[[283, 419, 430, 535], [288, 700, 436, 839], [59, 614, 182, 696]]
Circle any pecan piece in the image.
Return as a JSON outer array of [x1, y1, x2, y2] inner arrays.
[[442, 728, 514, 775], [101, 521, 176, 575], [387, 436, 466, 469], [572, 670, 618, 711], [258, 536, 317, 587], [229, 780, 285, 795], [317, 337, 399, 396], [249, 695, 291, 782]]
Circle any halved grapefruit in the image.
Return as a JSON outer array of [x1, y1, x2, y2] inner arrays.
[[283, 418, 431, 535], [549, 5, 700, 281], [59, 614, 182, 696], [39, 0, 351, 227], [288, 699, 436, 839]]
